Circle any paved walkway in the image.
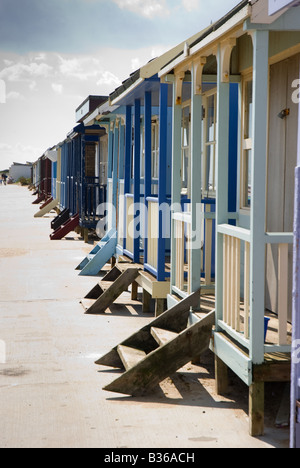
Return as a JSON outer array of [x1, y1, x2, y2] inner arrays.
[[0, 185, 289, 448]]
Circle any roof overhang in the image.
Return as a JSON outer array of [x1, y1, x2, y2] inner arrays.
[[109, 27, 211, 107], [159, 0, 251, 79]]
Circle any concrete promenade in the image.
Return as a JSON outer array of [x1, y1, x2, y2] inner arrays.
[[0, 185, 289, 448]]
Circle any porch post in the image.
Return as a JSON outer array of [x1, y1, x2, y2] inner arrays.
[[124, 106, 132, 250], [157, 83, 168, 282], [190, 62, 203, 293], [144, 92, 152, 200], [247, 30, 269, 437], [291, 62, 300, 449], [170, 78, 182, 293], [112, 121, 119, 230], [144, 91, 152, 267], [215, 45, 230, 329], [250, 30, 269, 366], [133, 99, 141, 263], [107, 123, 114, 180], [124, 106, 132, 195], [119, 122, 125, 180]]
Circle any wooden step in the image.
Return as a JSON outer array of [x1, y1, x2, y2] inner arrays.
[[117, 345, 147, 371], [96, 288, 201, 368], [80, 298, 96, 313], [84, 266, 122, 299], [150, 327, 178, 347], [84, 283, 104, 300], [83, 267, 141, 314], [103, 310, 215, 396], [102, 266, 122, 282]]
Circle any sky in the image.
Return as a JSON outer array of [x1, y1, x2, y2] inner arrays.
[[0, 0, 240, 170]]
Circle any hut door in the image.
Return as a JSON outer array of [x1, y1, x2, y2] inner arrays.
[[85, 143, 96, 178], [266, 53, 300, 317]]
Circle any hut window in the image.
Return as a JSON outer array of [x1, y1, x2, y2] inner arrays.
[[203, 90, 217, 198], [241, 76, 253, 209], [152, 119, 159, 180], [181, 102, 191, 197], [85, 143, 96, 178]]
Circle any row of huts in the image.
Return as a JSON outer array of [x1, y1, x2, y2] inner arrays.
[[30, 0, 300, 444]]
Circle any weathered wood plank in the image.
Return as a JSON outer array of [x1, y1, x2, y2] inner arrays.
[[249, 382, 265, 437], [96, 289, 201, 367], [103, 310, 215, 396], [85, 267, 141, 314], [150, 328, 178, 347], [117, 346, 147, 371]]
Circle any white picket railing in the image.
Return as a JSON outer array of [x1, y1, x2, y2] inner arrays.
[[218, 224, 293, 352]]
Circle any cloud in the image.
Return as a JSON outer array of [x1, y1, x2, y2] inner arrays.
[[57, 55, 103, 81], [131, 57, 141, 72], [52, 83, 63, 94], [0, 61, 53, 82], [6, 91, 24, 100], [111, 0, 170, 18], [96, 71, 121, 88], [0, 143, 43, 167], [181, 0, 200, 12]]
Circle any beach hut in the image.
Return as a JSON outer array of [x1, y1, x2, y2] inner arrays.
[[97, 0, 300, 437], [159, 0, 299, 436], [32, 153, 52, 205], [34, 146, 62, 218], [50, 96, 107, 240], [79, 35, 217, 316]]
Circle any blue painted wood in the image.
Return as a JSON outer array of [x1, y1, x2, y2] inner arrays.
[[107, 126, 114, 180], [52, 161, 57, 199], [228, 83, 239, 217], [157, 83, 168, 282], [133, 99, 141, 264], [78, 228, 117, 276], [144, 91, 152, 267], [112, 124, 119, 230], [170, 82, 183, 293], [144, 92, 152, 201], [123, 106, 132, 252], [119, 124, 125, 180]]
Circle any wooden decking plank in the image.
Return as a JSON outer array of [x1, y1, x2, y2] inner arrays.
[[150, 328, 178, 347], [117, 346, 147, 371]]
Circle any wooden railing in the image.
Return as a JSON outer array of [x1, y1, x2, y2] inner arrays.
[[218, 224, 293, 352], [80, 177, 106, 227], [124, 194, 134, 257], [173, 212, 188, 293], [117, 180, 125, 248], [265, 233, 293, 348], [146, 198, 159, 272], [220, 226, 250, 340], [172, 201, 215, 297]]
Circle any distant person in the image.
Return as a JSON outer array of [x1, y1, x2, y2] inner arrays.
[[2, 174, 7, 186]]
